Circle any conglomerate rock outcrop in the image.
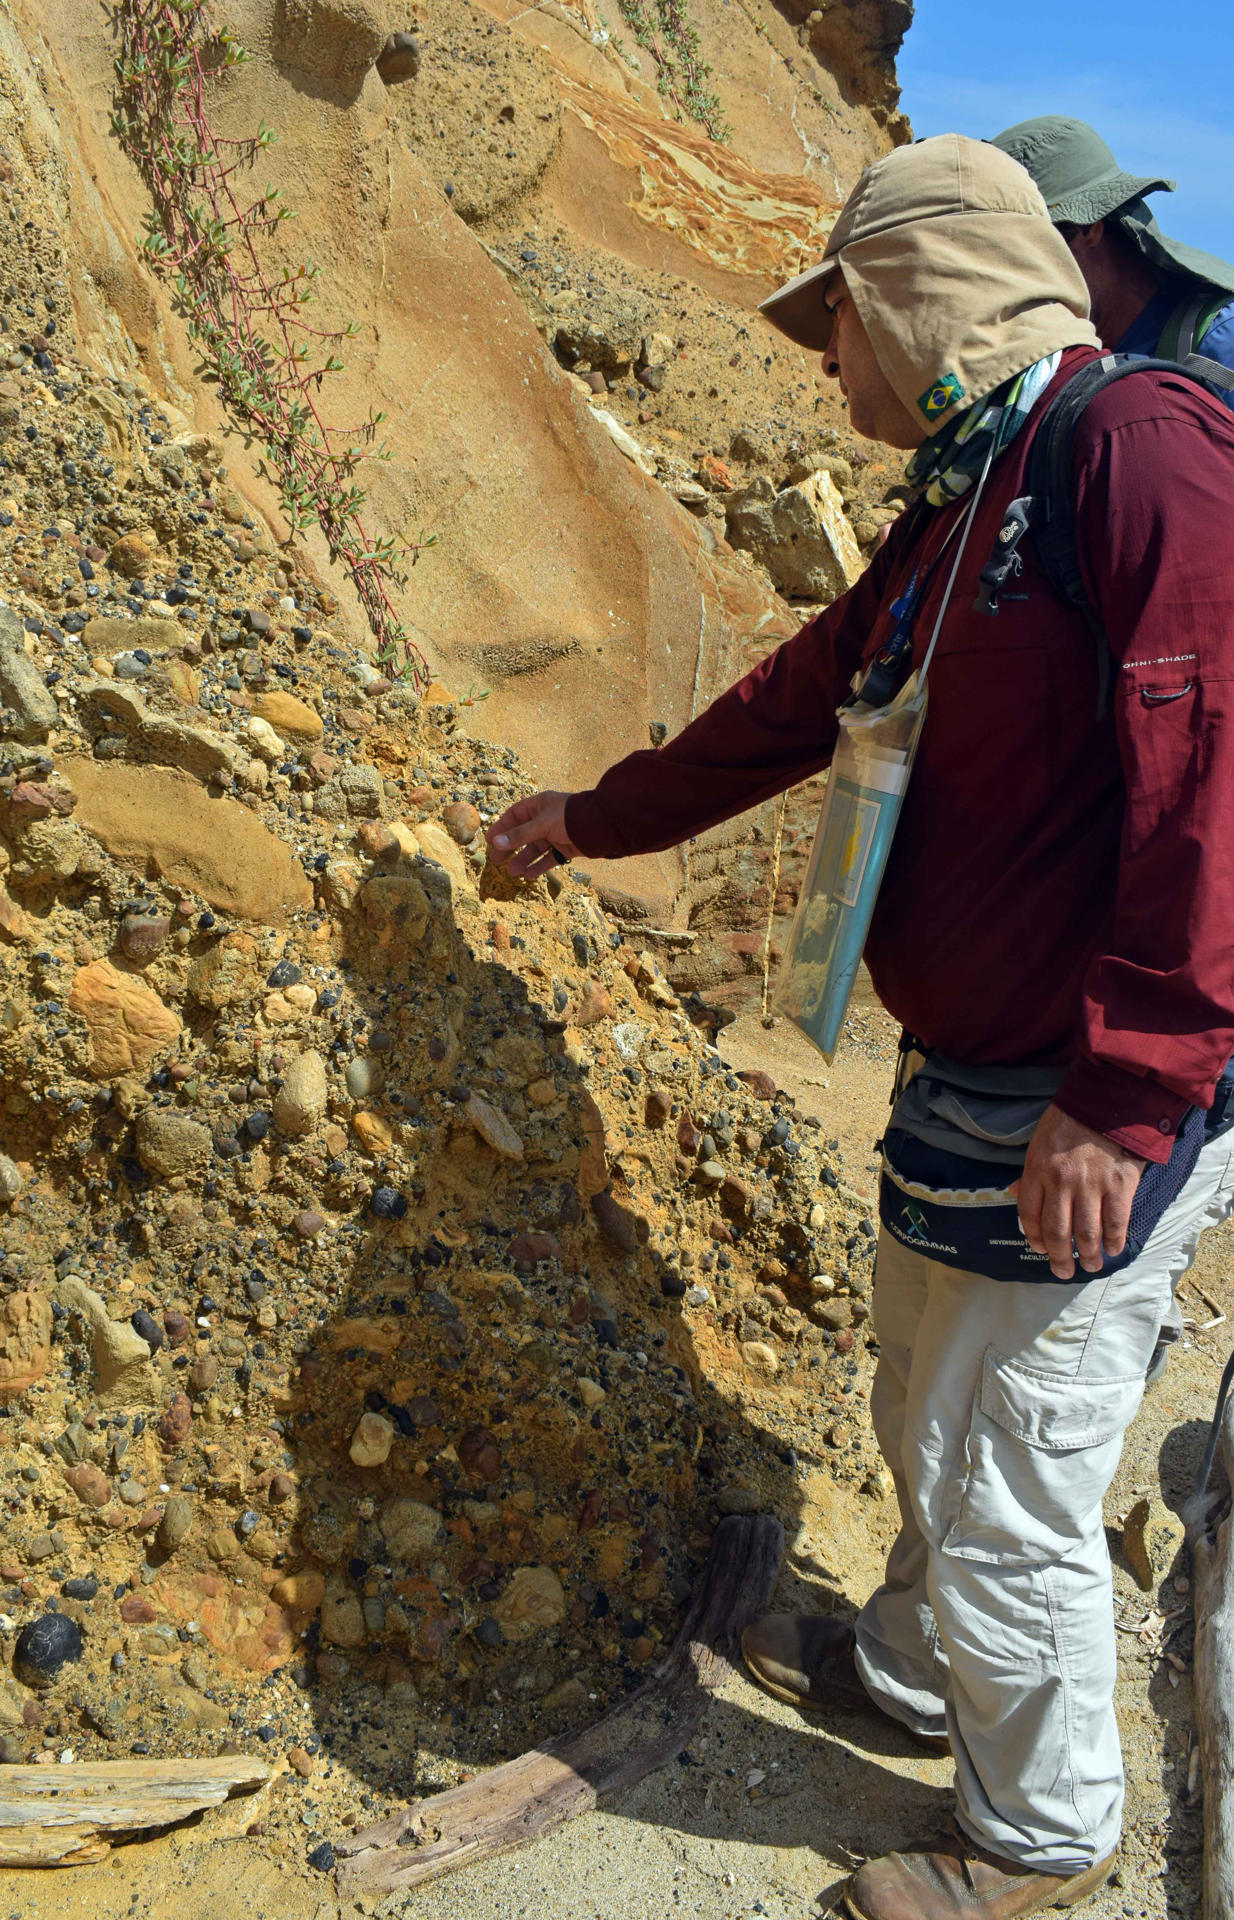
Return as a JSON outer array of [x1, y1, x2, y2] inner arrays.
[[0, 196, 880, 1821]]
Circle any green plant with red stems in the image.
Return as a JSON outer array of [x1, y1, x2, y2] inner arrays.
[[614, 0, 729, 141], [108, 0, 432, 684]]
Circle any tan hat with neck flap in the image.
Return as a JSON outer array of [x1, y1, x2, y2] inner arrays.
[[761, 133, 1098, 434]]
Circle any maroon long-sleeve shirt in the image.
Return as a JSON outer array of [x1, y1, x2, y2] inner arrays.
[[566, 349, 1234, 1163]]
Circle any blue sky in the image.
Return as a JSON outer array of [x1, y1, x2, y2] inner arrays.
[[897, 1, 1234, 263]]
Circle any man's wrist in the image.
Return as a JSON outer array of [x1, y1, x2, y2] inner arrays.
[[562, 790, 611, 860]]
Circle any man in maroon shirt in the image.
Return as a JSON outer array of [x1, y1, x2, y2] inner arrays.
[[489, 136, 1234, 1918]]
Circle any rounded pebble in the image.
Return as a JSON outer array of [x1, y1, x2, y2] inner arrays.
[[119, 914, 171, 961], [369, 1186, 407, 1220], [442, 801, 481, 844], [158, 1493, 195, 1552], [130, 1309, 163, 1352], [163, 1311, 191, 1347], [14, 1613, 83, 1688], [345, 1056, 384, 1099]]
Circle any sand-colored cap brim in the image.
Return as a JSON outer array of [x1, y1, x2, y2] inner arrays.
[[758, 258, 839, 352]]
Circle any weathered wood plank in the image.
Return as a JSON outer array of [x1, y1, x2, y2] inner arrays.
[[0, 1757, 273, 1867], [337, 1512, 784, 1899], [1183, 1350, 1234, 1920]]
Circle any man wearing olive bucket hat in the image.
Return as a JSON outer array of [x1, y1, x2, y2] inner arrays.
[[488, 134, 1234, 1915], [993, 115, 1234, 398]]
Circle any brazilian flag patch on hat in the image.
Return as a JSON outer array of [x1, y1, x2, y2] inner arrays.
[[918, 372, 965, 419]]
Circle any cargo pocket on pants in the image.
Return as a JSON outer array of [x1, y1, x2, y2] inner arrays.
[[941, 1349, 1144, 1567]]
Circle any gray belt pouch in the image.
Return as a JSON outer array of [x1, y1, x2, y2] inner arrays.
[[879, 1050, 1210, 1282]]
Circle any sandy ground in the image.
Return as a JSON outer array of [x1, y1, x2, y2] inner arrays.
[[9, 994, 1227, 1920]]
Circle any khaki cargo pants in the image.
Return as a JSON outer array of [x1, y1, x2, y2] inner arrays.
[[853, 1127, 1234, 1872]]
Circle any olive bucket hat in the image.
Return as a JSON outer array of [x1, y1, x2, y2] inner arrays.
[[991, 115, 1173, 225], [992, 116, 1234, 297]]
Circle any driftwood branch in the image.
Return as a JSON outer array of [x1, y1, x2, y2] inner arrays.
[[0, 1756, 272, 1867], [1183, 1348, 1234, 1920], [337, 1511, 784, 1898]]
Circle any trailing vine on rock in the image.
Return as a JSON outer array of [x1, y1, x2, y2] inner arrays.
[[615, 0, 729, 141], [108, 0, 431, 683]]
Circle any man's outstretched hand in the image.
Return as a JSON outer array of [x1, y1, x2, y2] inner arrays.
[[486, 790, 581, 882], [1010, 1103, 1147, 1280]]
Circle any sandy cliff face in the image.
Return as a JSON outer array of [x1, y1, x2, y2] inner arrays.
[[13, 0, 906, 961], [0, 0, 908, 1870]]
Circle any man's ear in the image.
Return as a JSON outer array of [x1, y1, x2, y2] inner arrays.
[[1070, 220, 1106, 253]]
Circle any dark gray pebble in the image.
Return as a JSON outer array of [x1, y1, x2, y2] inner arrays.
[[131, 1309, 163, 1351], [14, 1612, 83, 1687]]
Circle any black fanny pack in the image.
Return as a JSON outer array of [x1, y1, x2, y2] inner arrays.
[[878, 1044, 1230, 1285]]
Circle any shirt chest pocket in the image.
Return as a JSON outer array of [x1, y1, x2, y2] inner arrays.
[[914, 641, 1057, 812]]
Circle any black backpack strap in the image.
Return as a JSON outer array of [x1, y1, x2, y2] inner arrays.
[[1023, 353, 1216, 717]]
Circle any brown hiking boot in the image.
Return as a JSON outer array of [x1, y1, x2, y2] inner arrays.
[[740, 1615, 948, 1754], [842, 1824, 1116, 1920]]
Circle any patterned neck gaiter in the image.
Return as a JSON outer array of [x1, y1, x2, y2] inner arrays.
[[905, 352, 1062, 507]]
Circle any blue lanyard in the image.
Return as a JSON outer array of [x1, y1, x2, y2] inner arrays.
[[846, 471, 988, 710], [850, 569, 924, 709]]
